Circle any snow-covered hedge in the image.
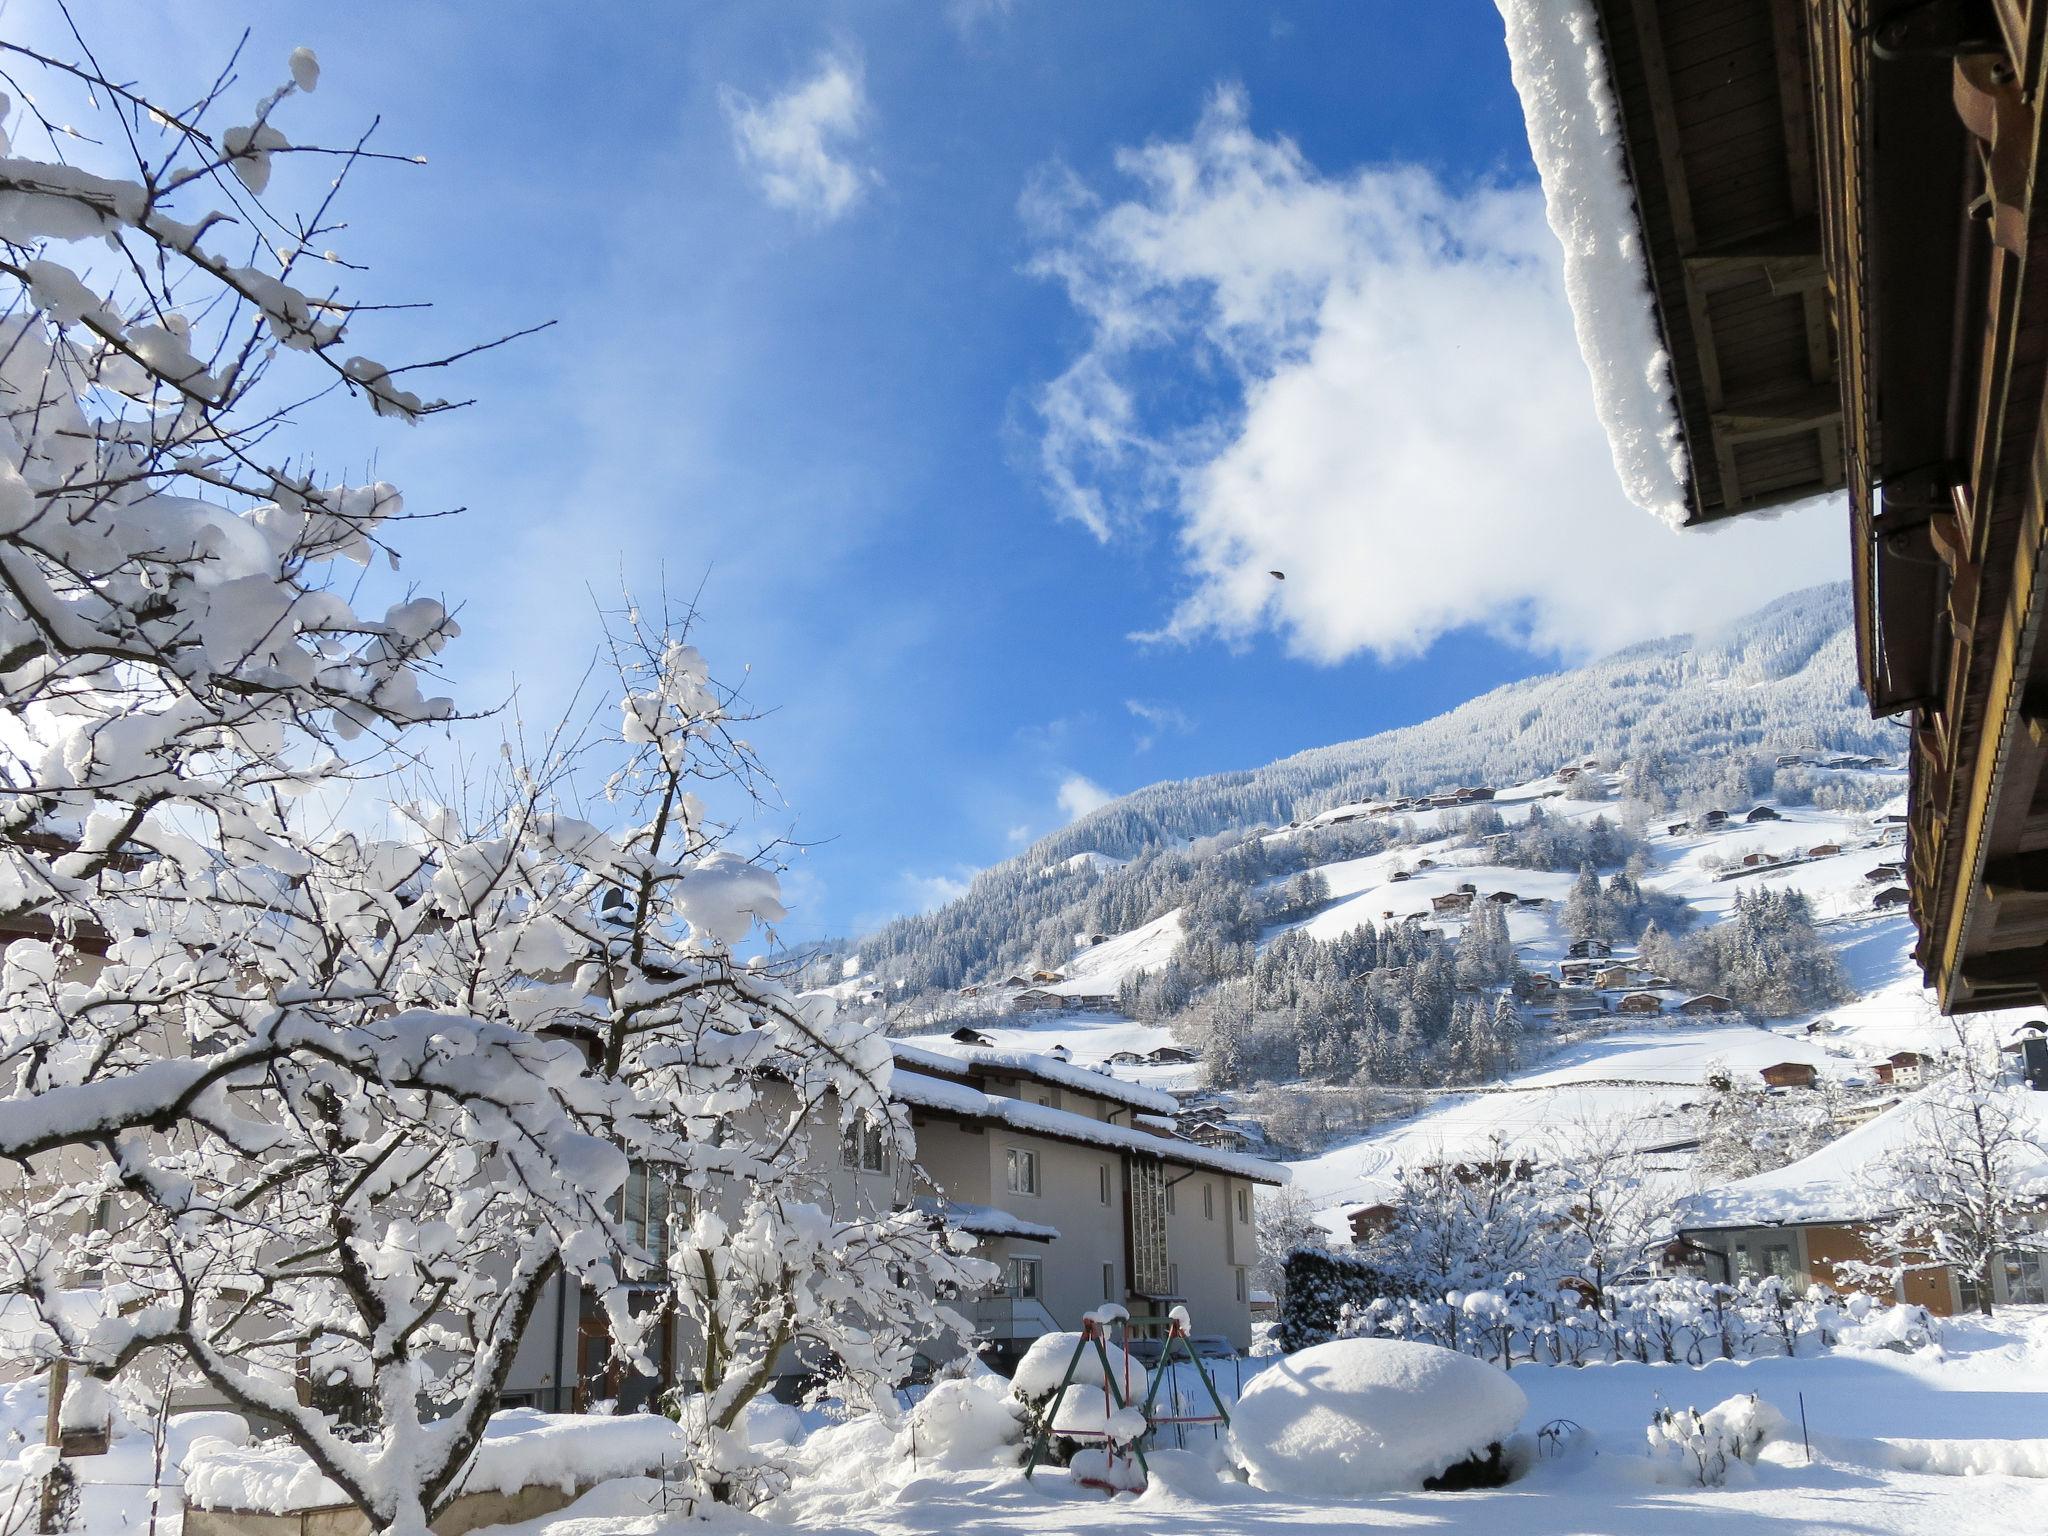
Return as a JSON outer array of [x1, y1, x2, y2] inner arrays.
[[1275, 1248, 1419, 1354], [1229, 1338, 1526, 1494]]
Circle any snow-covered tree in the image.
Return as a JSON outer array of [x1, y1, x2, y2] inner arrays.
[[0, 35, 978, 1533], [1842, 1033, 2048, 1317], [1562, 864, 1605, 944]]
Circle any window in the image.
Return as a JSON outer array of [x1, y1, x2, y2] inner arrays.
[[1006, 1256, 1042, 1299], [1235, 1268, 1248, 1304], [1099, 1164, 1111, 1205], [1167, 1262, 1180, 1295], [1203, 1182, 1215, 1221], [840, 1118, 887, 1173], [1006, 1147, 1039, 1195], [617, 1163, 678, 1268], [1236, 1187, 1250, 1224], [1129, 1158, 1168, 1295], [1103, 1262, 1116, 1298], [2004, 1247, 2048, 1306], [1165, 1180, 1176, 1215]]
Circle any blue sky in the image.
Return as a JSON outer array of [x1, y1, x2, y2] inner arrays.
[[51, 2, 1846, 938]]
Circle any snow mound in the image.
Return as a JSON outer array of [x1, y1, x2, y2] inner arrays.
[[1228, 1339, 1526, 1494], [906, 1369, 1026, 1469]]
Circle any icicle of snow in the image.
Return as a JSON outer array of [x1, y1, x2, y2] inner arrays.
[[1495, 0, 1691, 529]]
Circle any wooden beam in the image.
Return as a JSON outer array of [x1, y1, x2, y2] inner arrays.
[[1981, 848, 2048, 897], [1681, 251, 1827, 292], [1627, 0, 1733, 510], [1770, 0, 1817, 221], [1956, 945, 2048, 993], [1711, 382, 1843, 439]]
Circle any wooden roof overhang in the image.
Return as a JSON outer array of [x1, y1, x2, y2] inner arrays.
[[1811, 1, 2048, 1011], [1582, 1, 2048, 1011], [1588, 0, 1846, 523]]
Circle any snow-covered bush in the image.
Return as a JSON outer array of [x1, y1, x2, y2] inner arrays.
[[1228, 1338, 1526, 1494], [904, 1366, 1027, 1471], [1646, 1393, 1785, 1486]]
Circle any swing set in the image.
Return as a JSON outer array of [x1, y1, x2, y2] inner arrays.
[[1020, 1304, 1234, 1494]]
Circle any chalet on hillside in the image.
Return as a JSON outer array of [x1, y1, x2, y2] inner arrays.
[[1524, 973, 1559, 998], [1347, 1203, 1398, 1243], [1745, 806, 1783, 824], [951, 1026, 997, 1047], [1678, 1093, 2048, 1314], [1877, 1051, 1935, 1089], [1010, 987, 1065, 1012], [1566, 939, 1613, 961], [1864, 866, 1903, 884], [1759, 1062, 1818, 1090], [1808, 844, 1844, 858], [1679, 994, 1736, 1017], [1699, 811, 1729, 829], [1616, 992, 1663, 1016], [1389, 870, 1414, 883], [1431, 891, 1474, 917], [1875, 886, 1910, 911], [1486, 890, 1517, 905], [1145, 1045, 1197, 1066]]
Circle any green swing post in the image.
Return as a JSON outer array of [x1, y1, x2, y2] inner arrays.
[[1136, 1315, 1233, 1447], [1022, 1318, 1150, 1485]]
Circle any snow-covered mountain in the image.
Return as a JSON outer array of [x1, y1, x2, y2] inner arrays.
[[844, 581, 1980, 1242], [856, 582, 1888, 995]]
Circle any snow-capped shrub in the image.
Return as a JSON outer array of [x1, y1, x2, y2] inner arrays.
[[1228, 1338, 1527, 1495], [905, 1368, 1027, 1470], [1646, 1394, 1786, 1486]]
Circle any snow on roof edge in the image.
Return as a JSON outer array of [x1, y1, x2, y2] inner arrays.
[[893, 1067, 1288, 1185], [1495, 0, 1692, 529], [891, 1038, 1179, 1115]]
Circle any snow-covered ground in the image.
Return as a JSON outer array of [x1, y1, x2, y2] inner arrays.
[[430, 1310, 2048, 1534]]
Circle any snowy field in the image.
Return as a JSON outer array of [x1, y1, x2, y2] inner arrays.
[[339, 1310, 2048, 1535]]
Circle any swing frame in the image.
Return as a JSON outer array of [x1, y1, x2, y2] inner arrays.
[[1020, 1308, 1235, 1492]]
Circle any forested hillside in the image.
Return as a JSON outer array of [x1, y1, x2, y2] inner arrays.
[[853, 583, 1890, 1002]]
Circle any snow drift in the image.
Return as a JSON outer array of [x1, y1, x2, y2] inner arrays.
[[1228, 1338, 1527, 1494]]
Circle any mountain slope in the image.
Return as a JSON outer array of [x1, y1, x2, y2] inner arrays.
[[856, 582, 1885, 993]]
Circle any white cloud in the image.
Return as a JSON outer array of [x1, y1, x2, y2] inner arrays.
[[948, 0, 1018, 37], [1056, 772, 1114, 821], [1125, 697, 1192, 751], [902, 868, 974, 911], [1025, 86, 1843, 665], [721, 53, 877, 222]]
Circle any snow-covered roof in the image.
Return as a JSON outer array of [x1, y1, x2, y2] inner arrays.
[[891, 1039, 1177, 1115], [914, 1197, 1060, 1242], [891, 1065, 1287, 1185], [1495, 0, 1690, 527], [1679, 1085, 2048, 1231]]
